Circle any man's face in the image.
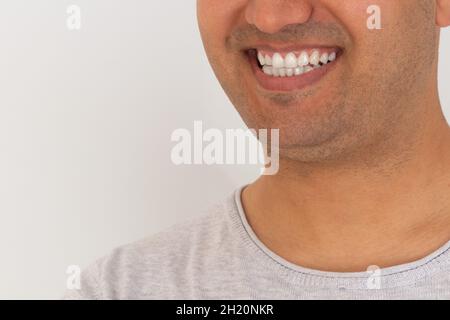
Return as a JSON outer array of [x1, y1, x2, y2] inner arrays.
[[197, 0, 439, 161]]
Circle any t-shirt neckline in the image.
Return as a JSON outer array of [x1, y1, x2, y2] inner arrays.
[[232, 186, 450, 289]]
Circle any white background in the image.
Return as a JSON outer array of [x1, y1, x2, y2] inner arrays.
[[0, 1, 449, 299]]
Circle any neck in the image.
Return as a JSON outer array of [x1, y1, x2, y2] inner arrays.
[[242, 96, 450, 272]]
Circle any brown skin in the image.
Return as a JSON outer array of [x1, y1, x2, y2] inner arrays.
[[197, 0, 450, 272]]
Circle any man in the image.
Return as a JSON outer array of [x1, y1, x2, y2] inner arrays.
[[66, 0, 450, 299]]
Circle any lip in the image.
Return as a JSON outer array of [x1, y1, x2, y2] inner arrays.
[[247, 48, 341, 92]]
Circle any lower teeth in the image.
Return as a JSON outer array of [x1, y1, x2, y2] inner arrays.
[[262, 64, 321, 77]]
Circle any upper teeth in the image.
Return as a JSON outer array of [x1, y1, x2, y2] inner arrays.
[[257, 50, 337, 77]]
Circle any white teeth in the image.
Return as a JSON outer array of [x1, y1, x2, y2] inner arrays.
[[285, 53, 298, 68], [272, 68, 280, 77], [294, 67, 303, 76], [309, 50, 320, 66], [320, 53, 329, 64], [328, 52, 336, 62], [257, 49, 338, 78], [262, 66, 273, 76], [298, 51, 309, 67], [258, 52, 265, 66], [286, 68, 294, 77], [272, 53, 284, 69]]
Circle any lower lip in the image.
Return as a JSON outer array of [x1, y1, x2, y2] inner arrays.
[[248, 51, 340, 92]]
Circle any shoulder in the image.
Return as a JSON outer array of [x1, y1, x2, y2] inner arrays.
[[64, 194, 240, 299]]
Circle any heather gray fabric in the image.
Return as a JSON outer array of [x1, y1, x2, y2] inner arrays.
[[64, 187, 450, 300]]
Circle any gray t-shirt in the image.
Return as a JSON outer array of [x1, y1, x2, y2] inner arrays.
[[65, 187, 450, 300]]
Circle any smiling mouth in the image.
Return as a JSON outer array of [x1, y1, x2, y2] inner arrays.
[[247, 47, 342, 92]]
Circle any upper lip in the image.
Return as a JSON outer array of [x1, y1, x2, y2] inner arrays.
[[238, 40, 344, 54]]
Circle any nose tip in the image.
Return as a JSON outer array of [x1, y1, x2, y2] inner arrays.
[[245, 0, 313, 34]]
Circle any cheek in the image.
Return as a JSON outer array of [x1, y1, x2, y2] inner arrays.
[[197, 0, 246, 41], [326, 0, 425, 78], [325, 0, 406, 49], [197, 0, 250, 96]]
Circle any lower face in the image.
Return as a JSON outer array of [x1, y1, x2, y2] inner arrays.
[[197, 0, 438, 161]]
